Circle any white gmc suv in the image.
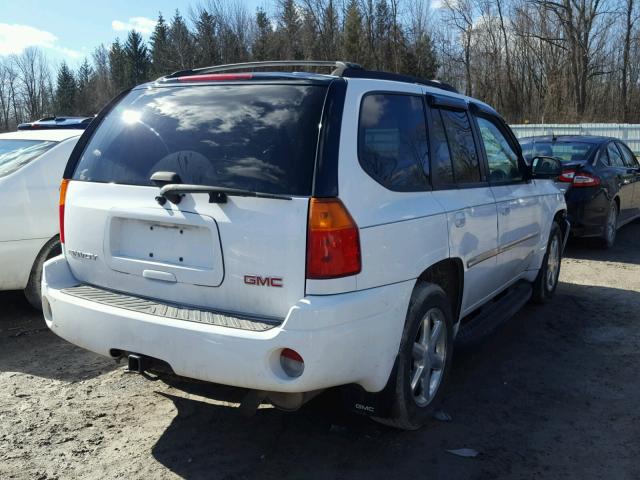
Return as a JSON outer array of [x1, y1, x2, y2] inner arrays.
[[42, 61, 568, 429]]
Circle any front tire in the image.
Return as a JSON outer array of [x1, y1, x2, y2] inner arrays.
[[24, 236, 61, 310], [376, 282, 454, 430], [532, 222, 562, 304]]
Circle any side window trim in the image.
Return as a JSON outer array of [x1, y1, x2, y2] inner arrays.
[[472, 113, 527, 185], [357, 90, 431, 192]]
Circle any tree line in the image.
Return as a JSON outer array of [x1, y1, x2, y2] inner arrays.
[[0, 0, 639, 132]]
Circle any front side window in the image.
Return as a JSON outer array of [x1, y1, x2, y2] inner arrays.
[[439, 109, 481, 183], [72, 84, 328, 196], [0, 139, 57, 178], [476, 116, 522, 183], [358, 93, 429, 191]]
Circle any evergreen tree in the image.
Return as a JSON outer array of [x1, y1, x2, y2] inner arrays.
[[75, 59, 94, 115], [168, 10, 195, 70], [278, 0, 302, 59], [252, 8, 273, 61], [150, 12, 171, 76], [194, 10, 220, 68], [123, 30, 151, 87], [109, 39, 128, 92], [54, 62, 76, 115], [343, 0, 364, 63], [406, 31, 439, 79]]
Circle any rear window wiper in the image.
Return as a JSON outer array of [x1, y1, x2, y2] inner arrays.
[[157, 183, 292, 205]]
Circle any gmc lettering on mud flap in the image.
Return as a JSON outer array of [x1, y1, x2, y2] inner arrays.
[[244, 275, 283, 287]]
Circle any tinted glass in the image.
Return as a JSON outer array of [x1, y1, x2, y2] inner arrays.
[[430, 109, 454, 185], [440, 109, 481, 183], [0, 139, 57, 178], [72, 84, 328, 196], [607, 143, 625, 167], [477, 117, 521, 182], [521, 141, 595, 163], [358, 94, 429, 191], [617, 142, 639, 167]]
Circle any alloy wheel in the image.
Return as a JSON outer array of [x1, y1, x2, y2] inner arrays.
[[410, 307, 447, 407]]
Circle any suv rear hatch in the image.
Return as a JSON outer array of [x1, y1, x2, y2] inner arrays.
[[62, 79, 330, 320]]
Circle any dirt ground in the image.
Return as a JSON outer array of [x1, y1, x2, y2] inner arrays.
[[1, 223, 639, 480]]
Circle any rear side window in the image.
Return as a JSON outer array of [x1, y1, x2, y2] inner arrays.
[[439, 109, 481, 183], [617, 142, 639, 167], [358, 93, 429, 191], [72, 84, 328, 196], [0, 139, 57, 178], [430, 110, 454, 185], [607, 143, 625, 167]]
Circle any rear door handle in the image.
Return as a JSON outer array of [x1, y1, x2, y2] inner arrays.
[[454, 212, 466, 228], [498, 205, 511, 215]]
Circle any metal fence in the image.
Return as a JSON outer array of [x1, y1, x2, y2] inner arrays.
[[510, 123, 640, 154]]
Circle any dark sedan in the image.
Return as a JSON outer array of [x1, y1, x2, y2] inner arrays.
[[521, 135, 640, 248]]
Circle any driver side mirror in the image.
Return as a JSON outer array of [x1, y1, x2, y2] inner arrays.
[[529, 156, 562, 179]]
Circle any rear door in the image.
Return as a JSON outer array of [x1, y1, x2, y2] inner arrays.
[[474, 114, 542, 286], [616, 141, 640, 217], [606, 142, 636, 222], [63, 81, 329, 320], [427, 97, 500, 315]]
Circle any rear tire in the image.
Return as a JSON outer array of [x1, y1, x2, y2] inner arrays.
[[532, 222, 562, 304], [24, 236, 61, 310], [375, 282, 454, 430], [599, 201, 618, 249]]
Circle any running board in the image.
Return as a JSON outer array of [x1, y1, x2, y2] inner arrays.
[[455, 282, 532, 348]]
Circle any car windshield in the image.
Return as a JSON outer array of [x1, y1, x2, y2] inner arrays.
[[521, 141, 596, 163], [0, 139, 58, 178], [72, 84, 328, 196]]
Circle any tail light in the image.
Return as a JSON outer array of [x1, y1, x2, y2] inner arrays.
[[558, 169, 600, 187], [558, 170, 576, 183], [59, 179, 69, 243], [306, 198, 361, 279]]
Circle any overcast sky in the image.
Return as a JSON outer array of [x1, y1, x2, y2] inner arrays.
[[0, 0, 265, 68]]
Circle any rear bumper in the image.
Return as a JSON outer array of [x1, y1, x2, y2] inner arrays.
[[42, 256, 413, 393], [565, 188, 609, 238]]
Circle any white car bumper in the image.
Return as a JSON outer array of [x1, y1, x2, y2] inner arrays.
[[42, 256, 413, 393]]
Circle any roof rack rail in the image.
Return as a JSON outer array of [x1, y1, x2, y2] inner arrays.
[[340, 68, 459, 94], [162, 60, 458, 94], [164, 61, 363, 79]]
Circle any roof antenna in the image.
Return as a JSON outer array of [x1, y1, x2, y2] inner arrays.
[[551, 130, 557, 142]]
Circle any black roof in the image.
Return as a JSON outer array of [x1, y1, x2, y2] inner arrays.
[[519, 135, 614, 145]]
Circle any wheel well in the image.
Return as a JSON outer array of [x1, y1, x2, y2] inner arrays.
[[417, 259, 463, 322], [553, 210, 568, 239]]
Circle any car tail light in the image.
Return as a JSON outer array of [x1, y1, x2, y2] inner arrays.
[[279, 348, 304, 378], [559, 170, 575, 183], [59, 179, 69, 243], [176, 73, 253, 82], [306, 198, 361, 279], [558, 169, 600, 187]]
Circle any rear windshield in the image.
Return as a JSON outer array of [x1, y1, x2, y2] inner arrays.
[[0, 139, 57, 178], [521, 141, 596, 163], [72, 84, 328, 196]]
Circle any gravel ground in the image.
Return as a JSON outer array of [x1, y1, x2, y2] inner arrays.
[[1, 222, 639, 480]]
